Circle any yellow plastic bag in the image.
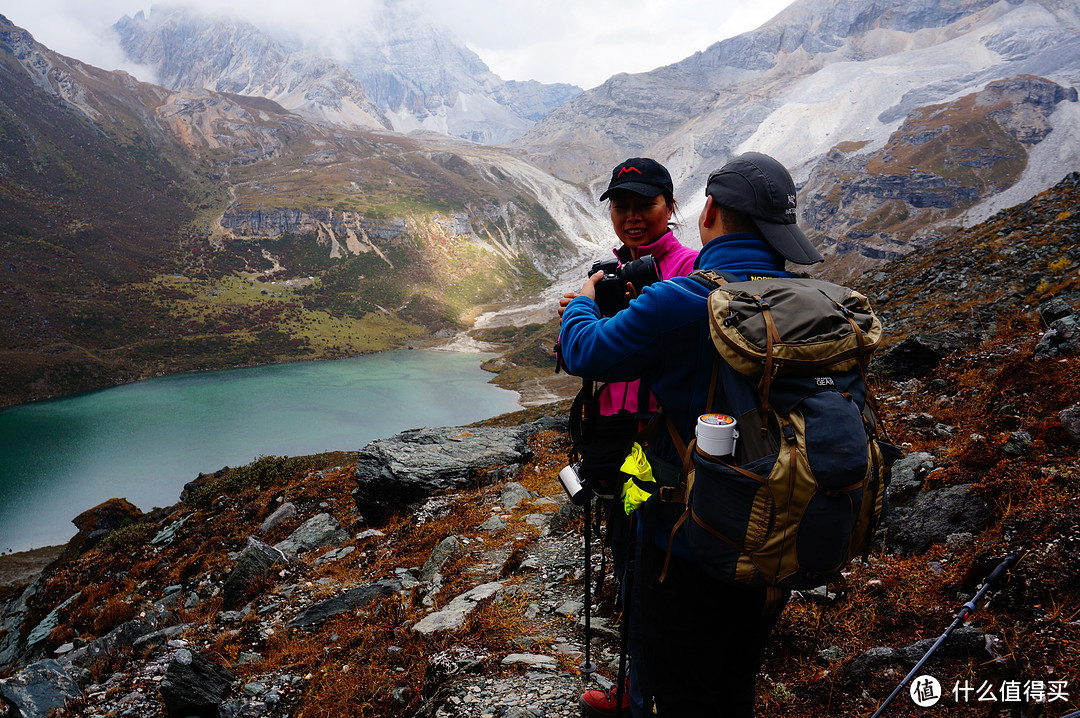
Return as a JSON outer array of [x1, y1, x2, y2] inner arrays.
[[620, 442, 655, 515]]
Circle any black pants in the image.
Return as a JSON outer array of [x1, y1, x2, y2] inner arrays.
[[642, 550, 787, 718]]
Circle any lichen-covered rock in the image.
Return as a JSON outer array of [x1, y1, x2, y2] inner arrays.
[[419, 536, 462, 583], [70, 498, 143, 553], [221, 538, 292, 611], [272, 513, 348, 557], [412, 582, 503, 636], [1035, 313, 1080, 358]]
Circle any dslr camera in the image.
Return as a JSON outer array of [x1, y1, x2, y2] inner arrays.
[[588, 256, 662, 316]]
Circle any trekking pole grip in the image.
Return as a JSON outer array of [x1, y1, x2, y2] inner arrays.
[[983, 553, 1019, 590]]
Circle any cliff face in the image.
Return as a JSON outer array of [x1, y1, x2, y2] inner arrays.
[[219, 208, 408, 243]]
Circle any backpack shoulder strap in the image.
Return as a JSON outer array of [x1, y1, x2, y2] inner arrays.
[[568, 379, 598, 457], [688, 269, 740, 290]]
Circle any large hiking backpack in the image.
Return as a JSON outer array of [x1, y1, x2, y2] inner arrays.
[[660, 270, 901, 591]]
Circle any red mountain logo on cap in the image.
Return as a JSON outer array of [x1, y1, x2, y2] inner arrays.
[[617, 167, 643, 177]]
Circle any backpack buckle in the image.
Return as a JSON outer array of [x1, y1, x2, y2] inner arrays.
[[658, 485, 686, 504]]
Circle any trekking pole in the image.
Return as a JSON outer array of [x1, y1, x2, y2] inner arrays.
[[869, 553, 1020, 718], [613, 512, 638, 718], [581, 494, 597, 675]]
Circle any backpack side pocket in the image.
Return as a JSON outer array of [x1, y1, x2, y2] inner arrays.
[[687, 452, 777, 584]]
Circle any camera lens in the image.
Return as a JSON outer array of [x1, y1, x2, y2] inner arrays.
[[587, 256, 662, 317], [621, 256, 662, 293]]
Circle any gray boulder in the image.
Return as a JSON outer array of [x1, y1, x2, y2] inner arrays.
[[1039, 297, 1074, 325], [871, 332, 970, 380], [881, 484, 994, 554], [160, 648, 236, 717], [484, 463, 522, 484], [1059, 404, 1080, 444], [547, 501, 582, 535], [412, 582, 503, 636], [1035, 313, 1080, 358], [1002, 431, 1033, 457], [221, 538, 291, 611], [419, 536, 463, 583], [258, 502, 297, 535], [848, 627, 987, 679], [897, 627, 987, 665], [288, 580, 402, 631], [886, 451, 934, 501], [24, 592, 80, 653], [62, 605, 175, 671], [152, 514, 192, 546], [273, 513, 349, 556], [353, 424, 536, 525], [500, 482, 532, 510], [0, 659, 81, 718], [479, 516, 509, 532], [846, 646, 899, 679]]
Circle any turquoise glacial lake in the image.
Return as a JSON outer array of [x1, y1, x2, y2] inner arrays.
[[0, 350, 522, 553]]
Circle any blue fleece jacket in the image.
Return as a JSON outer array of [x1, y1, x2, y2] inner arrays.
[[560, 233, 794, 465]]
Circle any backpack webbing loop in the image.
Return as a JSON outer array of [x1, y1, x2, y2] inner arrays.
[[758, 297, 782, 434]]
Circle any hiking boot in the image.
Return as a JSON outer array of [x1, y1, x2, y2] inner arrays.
[[578, 683, 630, 717]]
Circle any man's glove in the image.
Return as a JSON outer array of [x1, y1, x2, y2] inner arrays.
[[620, 442, 655, 515]]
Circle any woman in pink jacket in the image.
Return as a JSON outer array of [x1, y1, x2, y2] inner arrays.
[[562, 157, 698, 718]]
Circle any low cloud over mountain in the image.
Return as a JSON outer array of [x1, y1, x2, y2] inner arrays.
[[113, 5, 582, 145]]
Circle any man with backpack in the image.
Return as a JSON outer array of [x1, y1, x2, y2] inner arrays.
[[559, 152, 824, 717]]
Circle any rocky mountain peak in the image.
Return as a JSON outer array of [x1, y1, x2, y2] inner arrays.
[[113, 7, 392, 131], [113, 4, 581, 145]]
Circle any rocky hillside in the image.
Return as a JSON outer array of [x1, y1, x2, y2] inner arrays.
[[0, 15, 214, 406], [2, 174, 1079, 717], [0, 15, 606, 408], [805, 75, 1078, 280]]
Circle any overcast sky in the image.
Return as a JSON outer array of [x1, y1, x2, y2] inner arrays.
[[4, 0, 796, 90]]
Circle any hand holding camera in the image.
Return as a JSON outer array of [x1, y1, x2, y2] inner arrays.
[[587, 255, 662, 316], [558, 254, 662, 318]]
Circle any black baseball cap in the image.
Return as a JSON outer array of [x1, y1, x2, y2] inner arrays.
[[705, 151, 823, 265], [599, 157, 674, 201]]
